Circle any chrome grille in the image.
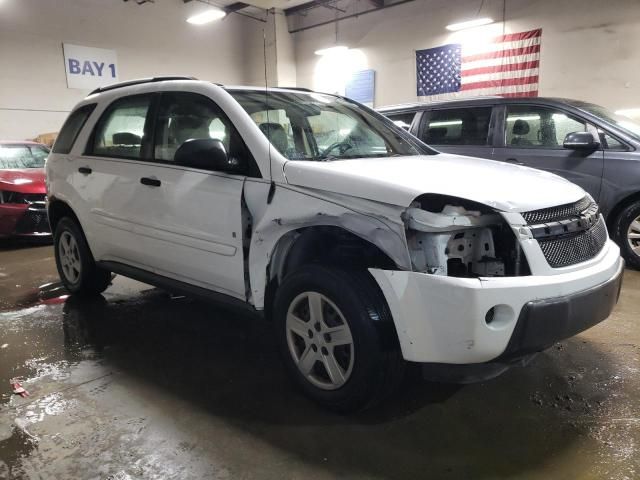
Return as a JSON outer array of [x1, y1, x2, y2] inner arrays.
[[522, 196, 592, 224], [537, 216, 608, 268]]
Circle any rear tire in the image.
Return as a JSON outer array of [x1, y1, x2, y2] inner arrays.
[[273, 265, 404, 413], [54, 217, 112, 295], [612, 201, 640, 270]]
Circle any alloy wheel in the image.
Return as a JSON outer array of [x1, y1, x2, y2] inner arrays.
[[285, 291, 355, 390], [58, 231, 82, 284], [628, 215, 640, 256]]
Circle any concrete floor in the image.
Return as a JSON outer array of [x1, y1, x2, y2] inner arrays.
[[0, 243, 638, 480]]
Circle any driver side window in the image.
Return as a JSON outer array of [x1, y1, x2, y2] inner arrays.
[[505, 105, 587, 149]]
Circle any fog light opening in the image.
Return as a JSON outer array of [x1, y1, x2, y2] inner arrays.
[[485, 304, 516, 329], [485, 307, 496, 324]]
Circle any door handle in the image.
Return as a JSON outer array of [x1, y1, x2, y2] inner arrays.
[[140, 177, 161, 187], [506, 158, 525, 166], [78, 167, 92, 175]]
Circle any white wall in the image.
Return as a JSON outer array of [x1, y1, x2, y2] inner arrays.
[[243, 10, 297, 88], [0, 0, 260, 140], [292, 0, 640, 110]]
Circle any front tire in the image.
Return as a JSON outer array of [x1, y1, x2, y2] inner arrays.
[[54, 217, 112, 295], [612, 201, 640, 269], [274, 265, 404, 413]]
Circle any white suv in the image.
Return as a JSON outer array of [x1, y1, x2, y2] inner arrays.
[[46, 77, 624, 412]]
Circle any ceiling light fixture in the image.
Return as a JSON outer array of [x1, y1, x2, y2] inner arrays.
[[187, 8, 226, 25], [314, 45, 349, 56], [445, 17, 494, 31]]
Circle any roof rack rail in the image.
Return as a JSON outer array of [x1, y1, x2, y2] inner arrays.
[[279, 86, 313, 92], [88, 76, 198, 96]]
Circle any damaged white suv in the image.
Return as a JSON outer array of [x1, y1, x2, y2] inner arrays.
[[47, 77, 624, 412]]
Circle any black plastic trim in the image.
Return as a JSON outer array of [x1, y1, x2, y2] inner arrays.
[[97, 261, 258, 315], [88, 76, 197, 96], [497, 259, 624, 360]]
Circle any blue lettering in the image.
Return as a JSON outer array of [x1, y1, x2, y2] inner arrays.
[[81, 61, 95, 76], [108, 63, 116, 78], [68, 58, 81, 74], [92, 61, 105, 76]]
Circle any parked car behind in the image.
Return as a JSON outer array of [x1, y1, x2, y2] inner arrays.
[[0, 141, 51, 239], [47, 79, 623, 411], [379, 97, 640, 268]]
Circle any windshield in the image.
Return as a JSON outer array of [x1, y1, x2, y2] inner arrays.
[[229, 90, 433, 161], [568, 100, 640, 140], [0, 144, 49, 169]]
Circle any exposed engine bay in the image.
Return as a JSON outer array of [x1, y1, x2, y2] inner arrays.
[[404, 196, 529, 278]]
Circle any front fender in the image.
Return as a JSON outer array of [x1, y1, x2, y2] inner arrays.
[[243, 180, 411, 309]]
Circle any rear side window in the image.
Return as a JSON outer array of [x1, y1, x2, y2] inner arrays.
[[154, 92, 233, 162], [386, 112, 416, 130], [89, 95, 151, 159], [52, 104, 96, 154], [423, 107, 491, 146]]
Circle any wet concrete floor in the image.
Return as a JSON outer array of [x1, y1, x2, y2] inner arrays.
[[0, 242, 638, 479]]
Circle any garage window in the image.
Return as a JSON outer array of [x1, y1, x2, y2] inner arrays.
[[52, 104, 96, 154], [89, 95, 151, 159], [422, 108, 491, 146]]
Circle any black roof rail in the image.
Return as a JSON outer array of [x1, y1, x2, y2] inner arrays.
[[88, 76, 198, 96], [279, 86, 313, 92]]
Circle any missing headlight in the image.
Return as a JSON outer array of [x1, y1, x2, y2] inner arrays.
[[405, 196, 530, 277]]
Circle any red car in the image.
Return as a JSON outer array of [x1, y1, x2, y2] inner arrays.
[[0, 141, 51, 239]]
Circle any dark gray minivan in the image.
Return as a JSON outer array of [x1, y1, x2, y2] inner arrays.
[[379, 97, 640, 269]]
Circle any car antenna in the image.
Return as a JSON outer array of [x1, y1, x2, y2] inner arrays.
[[264, 10, 276, 204]]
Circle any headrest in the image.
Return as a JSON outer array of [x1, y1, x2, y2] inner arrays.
[[259, 123, 288, 155], [112, 132, 141, 145], [512, 119, 530, 135]]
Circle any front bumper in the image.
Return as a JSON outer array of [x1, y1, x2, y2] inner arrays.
[[370, 240, 623, 364], [0, 204, 51, 238]]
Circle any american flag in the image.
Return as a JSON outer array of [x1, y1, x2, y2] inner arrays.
[[416, 28, 541, 99]]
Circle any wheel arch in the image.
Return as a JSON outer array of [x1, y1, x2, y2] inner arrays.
[[47, 198, 97, 259], [261, 225, 404, 321], [48, 197, 81, 233], [606, 190, 640, 231]]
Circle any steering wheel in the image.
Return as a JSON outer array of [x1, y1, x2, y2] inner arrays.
[[319, 141, 353, 159]]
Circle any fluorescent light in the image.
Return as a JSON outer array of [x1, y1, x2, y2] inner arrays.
[[445, 17, 494, 31], [429, 120, 463, 127], [187, 8, 226, 25], [314, 45, 349, 56]]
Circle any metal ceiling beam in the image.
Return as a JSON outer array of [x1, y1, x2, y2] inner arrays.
[[285, 0, 341, 16], [286, 0, 415, 32], [224, 2, 251, 12]]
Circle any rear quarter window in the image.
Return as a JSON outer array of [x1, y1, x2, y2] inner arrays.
[[52, 104, 96, 154]]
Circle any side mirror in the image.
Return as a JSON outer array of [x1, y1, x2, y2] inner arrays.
[[174, 138, 244, 173], [563, 131, 600, 150]]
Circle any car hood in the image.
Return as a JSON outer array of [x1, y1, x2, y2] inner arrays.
[[283, 154, 586, 212], [0, 168, 46, 194]]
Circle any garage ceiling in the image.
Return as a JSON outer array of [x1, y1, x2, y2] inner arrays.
[[181, 0, 312, 12]]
